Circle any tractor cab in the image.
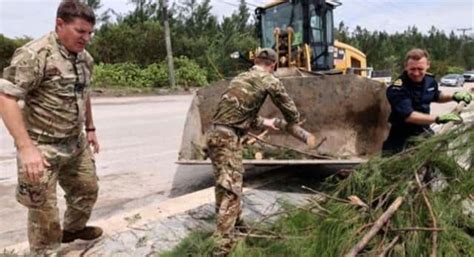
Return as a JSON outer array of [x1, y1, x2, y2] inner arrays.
[[256, 0, 341, 71]]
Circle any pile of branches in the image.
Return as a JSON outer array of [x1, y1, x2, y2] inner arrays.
[[242, 144, 310, 160], [241, 131, 331, 160], [236, 123, 473, 256]]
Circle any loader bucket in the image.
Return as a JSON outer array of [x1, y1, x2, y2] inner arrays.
[[178, 74, 390, 165]]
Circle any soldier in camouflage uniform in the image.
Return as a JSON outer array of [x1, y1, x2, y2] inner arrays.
[[0, 1, 102, 255], [207, 48, 301, 256]]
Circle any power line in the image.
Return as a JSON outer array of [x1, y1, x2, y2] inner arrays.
[[220, 0, 259, 8], [249, 0, 268, 5], [220, 0, 240, 8], [456, 27, 472, 37]]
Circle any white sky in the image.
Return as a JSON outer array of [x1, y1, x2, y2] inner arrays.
[[0, 0, 472, 39]]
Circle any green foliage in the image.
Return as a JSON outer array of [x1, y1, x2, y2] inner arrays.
[[174, 56, 208, 88], [92, 56, 207, 88], [163, 124, 474, 256], [84, 0, 258, 83], [81, 0, 102, 11], [88, 21, 165, 65], [242, 145, 308, 160], [123, 0, 158, 25], [171, 0, 257, 80], [0, 35, 31, 74], [80, 0, 114, 25], [336, 23, 474, 74], [88, 5, 471, 84], [2, 1, 471, 87], [429, 60, 450, 78], [460, 41, 474, 69], [93, 63, 148, 88], [447, 66, 465, 75]]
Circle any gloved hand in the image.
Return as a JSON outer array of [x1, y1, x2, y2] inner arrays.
[[435, 113, 463, 124], [452, 91, 472, 104]]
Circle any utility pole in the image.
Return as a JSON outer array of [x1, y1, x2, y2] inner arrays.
[[160, 0, 176, 88], [456, 27, 472, 37]]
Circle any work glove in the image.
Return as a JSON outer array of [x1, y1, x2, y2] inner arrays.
[[452, 91, 472, 104], [435, 113, 463, 124]]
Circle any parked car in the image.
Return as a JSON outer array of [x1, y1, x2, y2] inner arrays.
[[463, 70, 474, 82], [440, 74, 464, 87], [369, 70, 392, 85]]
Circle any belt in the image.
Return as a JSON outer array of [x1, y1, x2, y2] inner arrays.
[[212, 124, 243, 137]]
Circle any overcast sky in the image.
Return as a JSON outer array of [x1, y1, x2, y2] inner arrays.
[[0, 0, 472, 39]]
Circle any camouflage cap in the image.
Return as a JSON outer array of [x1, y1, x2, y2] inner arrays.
[[256, 48, 277, 63]]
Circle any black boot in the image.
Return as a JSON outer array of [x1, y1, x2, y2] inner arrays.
[[62, 226, 103, 243]]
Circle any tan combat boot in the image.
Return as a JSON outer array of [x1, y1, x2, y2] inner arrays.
[[62, 226, 103, 243]]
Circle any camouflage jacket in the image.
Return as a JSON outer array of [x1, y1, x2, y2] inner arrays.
[[0, 32, 93, 143], [212, 65, 300, 131]]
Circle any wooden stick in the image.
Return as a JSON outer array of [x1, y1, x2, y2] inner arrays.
[[246, 130, 268, 145], [391, 227, 444, 232], [354, 223, 375, 236], [376, 221, 391, 255], [306, 199, 331, 214], [254, 152, 264, 160], [244, 226, 281, 237], [314, 136, 327, 150], [345, 196, 404, 257], [377, 235, 400, 257], [234, 232, 306, 239], [234, 232, 283, 239], [301, 185, 351, 204], [206, 54, 225, 80], [373, 186, 397, 211], [414, 171, 438, 257]]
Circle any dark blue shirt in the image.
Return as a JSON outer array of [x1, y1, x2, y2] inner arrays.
[[383, 72, 441, 154]]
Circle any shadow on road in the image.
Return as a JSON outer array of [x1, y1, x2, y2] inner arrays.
[[254, 164, 357, 194], [169, 165, 214, 197], [169, 164, 357, 198]]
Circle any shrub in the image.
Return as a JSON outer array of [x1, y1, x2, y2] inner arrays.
[[93, 63, 149, 88], [446, 66, 465, 75], [174, 56, 208, 88], [0, 35, 32, 74], [92, 57, 208, 89]]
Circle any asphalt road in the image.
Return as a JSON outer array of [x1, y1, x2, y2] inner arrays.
[[0, 83, 472, 249], [0, 94, 217, 248]]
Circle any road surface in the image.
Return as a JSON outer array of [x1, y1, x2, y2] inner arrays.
[[0, 94, 218, 248]]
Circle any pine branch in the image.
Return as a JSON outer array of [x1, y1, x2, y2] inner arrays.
[[377, 235, 400, 257], [301, 185, 351, 204], [247, 132, 331, 159], [414, 169, 438, 257], [345, 196, 404, 257], [390, 227, 444, 232]]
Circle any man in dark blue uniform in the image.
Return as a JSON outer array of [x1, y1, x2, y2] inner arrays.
[[383, 48, 472, 155]]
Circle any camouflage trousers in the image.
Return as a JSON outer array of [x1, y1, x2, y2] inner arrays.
[[16, 134, 99, 256], [206, 127, 245, 256]]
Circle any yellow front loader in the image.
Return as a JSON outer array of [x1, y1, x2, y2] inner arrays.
[[178, 0, 390, 166]]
